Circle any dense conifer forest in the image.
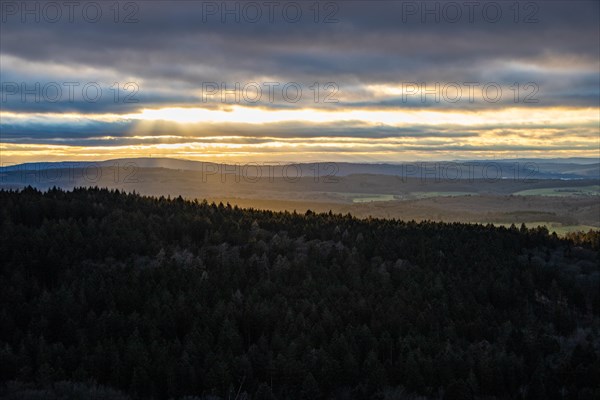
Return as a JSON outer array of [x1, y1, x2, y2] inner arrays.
[[0, 187, 599, 399]]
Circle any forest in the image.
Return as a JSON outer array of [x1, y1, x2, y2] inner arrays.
[[0, 187, 599, 399]]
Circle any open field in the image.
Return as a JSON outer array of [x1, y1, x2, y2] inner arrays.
[[344, 193, 397, 203], [513, 185, 600, 197], [207, 195, 599, 235]]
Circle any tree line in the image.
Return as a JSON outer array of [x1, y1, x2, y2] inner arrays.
[[0, 187, 598, 399]]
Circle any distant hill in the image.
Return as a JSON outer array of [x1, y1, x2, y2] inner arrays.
[[2, 157, 599, 179], [2, 158, 598, 231]]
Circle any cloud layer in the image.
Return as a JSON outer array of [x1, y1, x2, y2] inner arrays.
[[1, 0, 599, 162]]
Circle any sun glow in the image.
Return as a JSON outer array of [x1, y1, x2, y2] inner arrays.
[[1, 105, 598, 164], [126, 106, 599, 127]]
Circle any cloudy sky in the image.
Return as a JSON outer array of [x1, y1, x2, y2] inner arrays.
[[1, 0, 598, 163]]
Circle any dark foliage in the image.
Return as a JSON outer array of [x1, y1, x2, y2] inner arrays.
[[1, 187, 599, 399]]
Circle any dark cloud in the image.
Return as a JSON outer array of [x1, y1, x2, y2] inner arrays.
[[2, 1, 598, 88]]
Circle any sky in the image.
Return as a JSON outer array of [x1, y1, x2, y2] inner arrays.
[[1, 0, 599, 164]]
